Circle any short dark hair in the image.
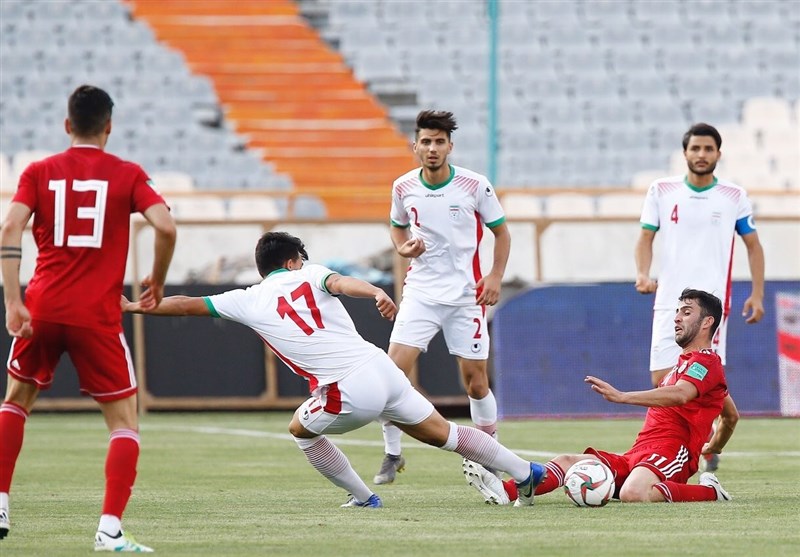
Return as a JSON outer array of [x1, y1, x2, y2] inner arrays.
[[255, 232, 309, 277], [679, 288, 723, 339], [415, 110, 458, 139], [68, 85, 114, 137], [682, 123, 722, 151]]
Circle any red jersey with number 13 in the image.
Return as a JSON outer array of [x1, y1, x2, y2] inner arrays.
[[630, 350, 727, 458], [12, 146, 166, 331]]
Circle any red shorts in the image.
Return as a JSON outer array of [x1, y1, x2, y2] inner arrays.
[[586, 441, 697, 490], [6, 320, 137, 402]]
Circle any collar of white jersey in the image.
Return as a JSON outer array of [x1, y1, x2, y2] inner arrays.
[[419, 164, 455, 190], [266, 268, 291, 279], [683, 175, 718, 192]]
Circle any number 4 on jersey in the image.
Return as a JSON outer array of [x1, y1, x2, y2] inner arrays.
[[670, 204, 679, 224]]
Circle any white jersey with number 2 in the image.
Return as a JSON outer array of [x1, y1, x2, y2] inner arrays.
[[640, 175, 756, 312], [390, 164, 505, 306], [203, 264, 383, 390]]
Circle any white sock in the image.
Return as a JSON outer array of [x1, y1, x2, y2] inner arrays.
[[98, 514, 121, 536], [381, 421, 403, 455], [294, 436, 373, 503], [0, 492, 8, 511], [469, 391, 498, 438], [445, 422, 530, 482]]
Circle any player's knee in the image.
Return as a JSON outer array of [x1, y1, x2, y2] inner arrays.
[[618, 483, 651, 503]]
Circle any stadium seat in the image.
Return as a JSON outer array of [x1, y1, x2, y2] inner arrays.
[[168, 195, 227, 220], [544, 193, 596, 217], [596, 193, 645, 217], [501, 193, 543, 218], [150, 171, 195, 193], [227, 196, 283, 220]]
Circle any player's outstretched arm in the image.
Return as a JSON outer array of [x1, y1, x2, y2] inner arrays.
[[741, 231, 765, 324], [121, 294, 210, 317], [476, 222, 510, 306], [703, 394, 739, 455], [634, 228, 657, 294], [1, 202, 34, 338], [139, 203, 177, 310], [585, 376, 698, 407], [324, 273, 397, 320]]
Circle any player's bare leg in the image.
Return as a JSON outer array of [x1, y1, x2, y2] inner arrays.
[[0, 378, 39, 540], [457, 357, 497, 439], [374, 343, 421, 484]]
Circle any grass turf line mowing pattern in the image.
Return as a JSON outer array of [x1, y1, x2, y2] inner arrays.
[[3, 413, 799, 557]]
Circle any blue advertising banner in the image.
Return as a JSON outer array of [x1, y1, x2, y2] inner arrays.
[[494, 281, 800, 418]]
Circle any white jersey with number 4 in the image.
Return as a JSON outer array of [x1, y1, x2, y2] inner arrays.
[[203, 264, 383, 390], [390, 164, 505, 306], [640, 175, 756, 312]]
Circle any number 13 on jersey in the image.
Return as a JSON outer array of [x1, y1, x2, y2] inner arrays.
[[49, 178, 108, 248]]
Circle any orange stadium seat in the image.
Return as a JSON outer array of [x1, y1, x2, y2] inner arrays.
[[127, 0, 415, 219]]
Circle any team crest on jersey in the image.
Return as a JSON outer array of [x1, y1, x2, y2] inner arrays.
[[449, 205, 460, 221], [711, 211, 721, 226]]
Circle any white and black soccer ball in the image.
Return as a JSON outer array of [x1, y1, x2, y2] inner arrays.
[[563, 458, 615, 507]]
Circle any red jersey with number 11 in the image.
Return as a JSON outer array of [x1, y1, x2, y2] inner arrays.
[[12, 146, 166, 331], [630, 350, 727, 458]]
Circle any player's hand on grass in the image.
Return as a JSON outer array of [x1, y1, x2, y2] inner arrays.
[[701, 442, 721, 455], [742, 295, 764, 324], [476, 272, 502, 306], [5, 300, 33, 338], [138, 275, 165, 310], [398, 237, 426, 258], [374, 290, 397, 321], [635, 274, 657, 294]]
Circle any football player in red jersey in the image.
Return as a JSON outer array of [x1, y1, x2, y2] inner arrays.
[[464, 289, 740, 505], [0, 85, 176, 552]]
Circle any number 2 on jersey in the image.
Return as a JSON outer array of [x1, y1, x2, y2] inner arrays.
[[277, 282, 325, 335]]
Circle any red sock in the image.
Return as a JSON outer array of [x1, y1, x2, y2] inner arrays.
[[102, 429, 140, 518], [0, 402, 29, 493], [502, 461, 565, 501], [653, 481, 716, 502], [535, 461, 566, 495]]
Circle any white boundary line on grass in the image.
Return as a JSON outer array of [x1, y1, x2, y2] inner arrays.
[[141, 424, 800, 458]]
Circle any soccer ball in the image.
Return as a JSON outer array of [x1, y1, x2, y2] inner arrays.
[[563, 458, 615, 507]]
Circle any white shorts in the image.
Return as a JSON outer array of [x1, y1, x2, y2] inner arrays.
[[296, 353, 435, 435], [649, 308, 728, 371], [389, 296, 489, 360]]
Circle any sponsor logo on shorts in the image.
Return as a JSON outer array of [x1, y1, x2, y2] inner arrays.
[[471, 342, 481, 353], [484, 186, 494, 197]]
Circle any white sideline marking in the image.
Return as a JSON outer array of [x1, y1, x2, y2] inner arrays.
[[141, 424, 800, 459]]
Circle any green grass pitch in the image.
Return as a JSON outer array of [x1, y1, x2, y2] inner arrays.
[[2, 413, 799, 556]]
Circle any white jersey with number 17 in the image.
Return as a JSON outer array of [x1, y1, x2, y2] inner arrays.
[[390, 164, 505, 306], [640, 175, 756, 312], [203, 264, 383, 391]]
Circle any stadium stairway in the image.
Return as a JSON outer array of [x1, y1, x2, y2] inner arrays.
[[127, 0, 415, 219]]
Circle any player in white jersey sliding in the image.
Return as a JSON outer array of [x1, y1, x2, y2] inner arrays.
[[374, 110, 511, 485], [635, 123, 765, 471], [121, 232, 546, 508]]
